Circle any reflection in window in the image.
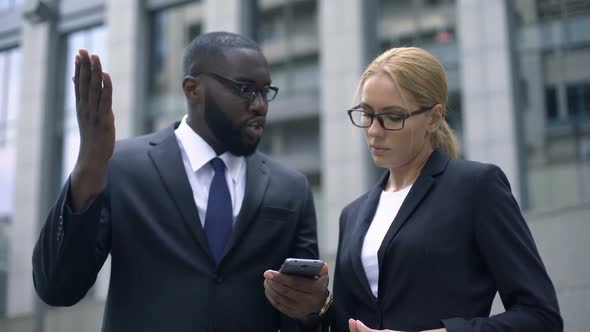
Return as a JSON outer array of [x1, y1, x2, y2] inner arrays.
[[0, 47, 20, 316], [62, 27, 106, 182]]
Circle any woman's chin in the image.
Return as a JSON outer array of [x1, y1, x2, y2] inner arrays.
[[371, 156, 391, 169]]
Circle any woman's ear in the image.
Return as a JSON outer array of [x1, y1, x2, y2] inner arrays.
[[182, 76, 202, 104], [427, 104, 444, 133]]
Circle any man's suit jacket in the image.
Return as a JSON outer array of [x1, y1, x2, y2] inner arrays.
[[33, 123, 319, 332], [327, 149, 562, 332]]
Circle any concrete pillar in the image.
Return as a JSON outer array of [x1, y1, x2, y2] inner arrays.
[[203, 0, 256, 39], [319, 0, 373, 262], [8, 20, 56, 317], [105, 0, 147, 138], [458, 0, 523, 201], [97, 0, 148, 299], [203, 0, 241, 34]]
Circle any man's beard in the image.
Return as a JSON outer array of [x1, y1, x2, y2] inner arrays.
[[204, 94, 260, 156]]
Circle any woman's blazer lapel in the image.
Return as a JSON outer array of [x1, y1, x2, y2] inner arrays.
[[349, 171, 389, 302], [376, 150, 450, 271]]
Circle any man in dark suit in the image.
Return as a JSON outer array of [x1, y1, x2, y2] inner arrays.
[[32, 31, 326, 331]]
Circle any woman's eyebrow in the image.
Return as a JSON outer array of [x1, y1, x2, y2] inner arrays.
[[361, 102, 407, 112], [359, 102, 374, 110], [381, 105, 408, 112]]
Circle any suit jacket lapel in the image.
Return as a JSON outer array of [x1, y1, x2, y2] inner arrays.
[[147, 124, 212, 259], [221, 152, 270, 261], [377, 149, 450, 268], [350, 172, 389, 302]]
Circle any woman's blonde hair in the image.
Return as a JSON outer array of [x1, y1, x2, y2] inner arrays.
[[356, 47, 458, 158]]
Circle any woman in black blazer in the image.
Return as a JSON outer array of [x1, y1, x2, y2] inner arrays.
[[331, 47, 562, 332], [263, 47, 562, 332]]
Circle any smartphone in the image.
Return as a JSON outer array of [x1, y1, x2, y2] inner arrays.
[[279, 258, 325, 278]]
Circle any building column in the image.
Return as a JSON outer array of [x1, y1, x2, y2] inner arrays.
[[319, 0, 377, 262], [105, 0, 148, 138], [458, 0, 525, 202], [203, 0, 256, 38], [8, 20, 57, 317], [93, 0, 148, 300]]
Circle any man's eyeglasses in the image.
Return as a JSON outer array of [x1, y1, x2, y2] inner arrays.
[[347, 105, 433, 131], [189, 72, 279, 102]]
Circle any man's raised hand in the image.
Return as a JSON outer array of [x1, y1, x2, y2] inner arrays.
[[70, 49, 114, 211]]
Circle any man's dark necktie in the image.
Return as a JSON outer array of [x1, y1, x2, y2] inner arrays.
[[203, 157, 233, 265]]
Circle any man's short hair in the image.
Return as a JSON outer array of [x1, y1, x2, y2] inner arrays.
[[182, 31, 261, 76]]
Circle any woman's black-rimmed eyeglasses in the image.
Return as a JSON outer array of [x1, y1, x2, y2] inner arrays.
[[347, 105, 433, 131], [188, 72, 279, 102]]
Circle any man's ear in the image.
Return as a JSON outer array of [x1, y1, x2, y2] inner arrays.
[[427, 104, 444, 133], [182, 76, 202, 104]]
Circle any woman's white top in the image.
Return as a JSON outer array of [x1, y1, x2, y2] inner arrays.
[[361, 185, 412, 298]]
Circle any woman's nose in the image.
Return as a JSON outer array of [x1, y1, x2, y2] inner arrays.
[[366, 117, 384, 136]]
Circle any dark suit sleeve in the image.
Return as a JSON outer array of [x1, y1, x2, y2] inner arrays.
[[442, 166, 563, 332], [32, 178, 111, 306]]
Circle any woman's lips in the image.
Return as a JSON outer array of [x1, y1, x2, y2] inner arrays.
[[370, 146, 389, 155]]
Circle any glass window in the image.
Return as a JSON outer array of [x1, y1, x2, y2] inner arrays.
[[257, 0, 319, 99], [255, 1, 321, 179], [379, 0, 463, 147], [0, 46, 20, 316], [146, 2, 203, 132], [258, 0, 318, 51], [515, 1, 590, 212], [0, 47, 20, 228], [258, 117, 320, 175], [271, 57, 319, 98], [537, 0, 590, 22], [546, 87, 559, 120], [567, 81, 590, 118], [61, 26, 106, 182], [379, 0, 456, 48]]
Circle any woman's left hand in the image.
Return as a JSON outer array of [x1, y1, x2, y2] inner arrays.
[[348, 319, 447, 332]]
